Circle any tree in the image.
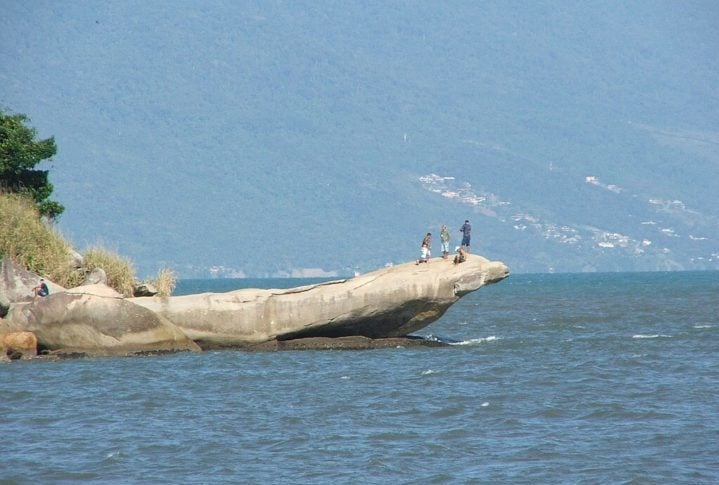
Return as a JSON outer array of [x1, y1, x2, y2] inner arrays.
[[0, 109, 64, 219]]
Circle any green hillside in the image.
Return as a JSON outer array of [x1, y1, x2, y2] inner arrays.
[[2, 1, 717, 276]]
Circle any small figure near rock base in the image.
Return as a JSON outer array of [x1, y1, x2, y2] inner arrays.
[[416, 232, 432, 264], [33, 278, 49, 297]]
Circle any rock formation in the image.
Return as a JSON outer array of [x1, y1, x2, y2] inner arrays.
[[82, 267, 107, 286], [0, 284, 201, 357], [131, 255, 509, 349], [0, 254, 509, 357]]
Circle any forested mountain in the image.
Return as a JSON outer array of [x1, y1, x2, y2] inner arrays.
[[2, 1, 717, 276]]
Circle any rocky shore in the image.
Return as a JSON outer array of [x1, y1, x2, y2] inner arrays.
[[1, 255, 509, 360]]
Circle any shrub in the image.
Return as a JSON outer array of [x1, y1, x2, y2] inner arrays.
[[0, 110, 64, 219]]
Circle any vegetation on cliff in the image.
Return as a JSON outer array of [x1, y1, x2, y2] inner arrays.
[[0, 110, 176, 296], [0, 191, 177, 297], [0, 192, 77, 287]]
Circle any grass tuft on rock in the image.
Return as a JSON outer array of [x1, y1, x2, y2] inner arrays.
[[83, 246, 137, 297], [149, 267, 177, 297]]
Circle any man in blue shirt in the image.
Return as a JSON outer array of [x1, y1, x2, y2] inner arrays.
[[460, 220, 471, 252]]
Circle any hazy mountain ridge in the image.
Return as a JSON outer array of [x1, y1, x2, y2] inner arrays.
[[419, 169, 717, 271], [2, 1, 717, 276]]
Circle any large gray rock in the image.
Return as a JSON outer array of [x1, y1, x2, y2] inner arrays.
[[131, 254, 509, 348], [82, 267, 107, 286], [67, 249, 84, 269], [0, 284, 201, 356]]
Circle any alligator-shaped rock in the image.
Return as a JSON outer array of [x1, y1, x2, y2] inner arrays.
[[1, 255, 508, 356], [130, 254, 509, 349]]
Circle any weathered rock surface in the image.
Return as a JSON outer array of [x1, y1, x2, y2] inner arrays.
[[131, 255, 509, 349], [82, 267, 107, 286], [0, 285, 201, 356], [67, 249, 84, 269], [1, 331, 38, 360]]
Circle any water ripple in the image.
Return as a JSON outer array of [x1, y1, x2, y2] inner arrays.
[[2, 272, 717, 483]]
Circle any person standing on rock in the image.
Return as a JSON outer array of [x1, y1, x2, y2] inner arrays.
[[460, 220, 471, 253], [440, 225, 450, 259], [417, 232, 432, 264]]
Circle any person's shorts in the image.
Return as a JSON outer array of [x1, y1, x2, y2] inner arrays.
[[461, 236, 471, 247], [421, 246, 430, 259]]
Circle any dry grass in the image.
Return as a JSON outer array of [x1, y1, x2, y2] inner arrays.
[[149, 267, 177, 297], [0, 192, 81, 288], [1, 192, 179, 297]]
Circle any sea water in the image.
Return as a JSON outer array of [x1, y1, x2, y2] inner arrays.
[[1, 272, 717, 483]]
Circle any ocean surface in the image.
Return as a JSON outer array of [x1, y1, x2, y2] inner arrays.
[[2, 271, 717, 484]]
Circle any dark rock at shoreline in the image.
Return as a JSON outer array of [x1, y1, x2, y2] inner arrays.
[[200, 335, 451, 351]]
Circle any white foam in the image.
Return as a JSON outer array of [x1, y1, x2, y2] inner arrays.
[[481, 402, 490, 407], [421, 369, 437, 375], [450, 336, 498, 346], [693, 325, 712, 329], [632, 334, 671, 339]]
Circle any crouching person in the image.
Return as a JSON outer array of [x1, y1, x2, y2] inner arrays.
[[453, 246, 467, 265], [33, 278, 49, 297]]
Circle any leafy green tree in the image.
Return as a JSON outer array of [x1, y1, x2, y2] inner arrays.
[[0, 109, 64, 219]]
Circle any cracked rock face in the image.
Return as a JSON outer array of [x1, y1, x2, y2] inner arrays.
[[131, 255, 509, 348]]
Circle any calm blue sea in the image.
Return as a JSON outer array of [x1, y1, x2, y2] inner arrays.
[[2, 271, 718, 484]]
